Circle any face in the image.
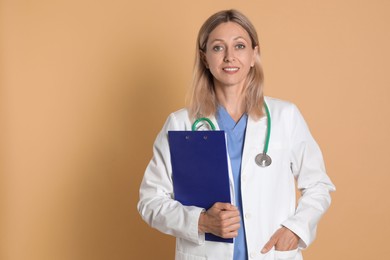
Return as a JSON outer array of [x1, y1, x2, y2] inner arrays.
[[202, 22, 258, 90]]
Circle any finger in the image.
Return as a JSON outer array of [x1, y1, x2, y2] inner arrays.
[[220, 216, 241, 229], [220, 223, 241, 238], [219, 209, 240, 219], [275, 230, 299, 251], [220, 230, 238, 238], [209, 205, 240, 221], [213, 202, 237, 211], [226, 222, 241, 233], [261, 236, 277, 254]]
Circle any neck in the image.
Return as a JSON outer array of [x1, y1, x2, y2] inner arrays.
[[215, 84, 245, 122]]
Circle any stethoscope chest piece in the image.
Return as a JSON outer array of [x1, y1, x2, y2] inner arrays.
[[255, 153, 272, 167]]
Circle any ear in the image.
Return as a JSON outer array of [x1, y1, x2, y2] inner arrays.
[[251, 45, 259, 67], [200, 50, 209, 69]]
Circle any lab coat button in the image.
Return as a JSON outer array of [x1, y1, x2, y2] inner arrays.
[[245, 213, 251, 219], [242, 175, 246, 182], [250, 252, 256, 258]]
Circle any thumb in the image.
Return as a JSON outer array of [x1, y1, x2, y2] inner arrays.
[[214, 202, 237, 211], [261, 236, 277, 254]]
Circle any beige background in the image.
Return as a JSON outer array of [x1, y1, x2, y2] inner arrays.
[[1, 0, 390, 259]]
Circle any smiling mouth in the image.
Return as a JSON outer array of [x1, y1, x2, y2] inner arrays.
[[223, 67, 239, 72]]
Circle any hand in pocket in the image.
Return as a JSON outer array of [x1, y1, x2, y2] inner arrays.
[[261, 227, 299, 254]]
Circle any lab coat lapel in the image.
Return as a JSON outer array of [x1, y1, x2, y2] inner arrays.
[[210, 115, 219, 130], [241, 115, 267, 173]]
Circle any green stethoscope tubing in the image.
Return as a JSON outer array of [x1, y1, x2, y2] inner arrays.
[[192, 117, 216, 131], [191, 102, 272, 167], [263, 101, 271, 155]]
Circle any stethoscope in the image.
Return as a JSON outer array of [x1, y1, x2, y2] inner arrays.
[[191, 102, 272, 168]]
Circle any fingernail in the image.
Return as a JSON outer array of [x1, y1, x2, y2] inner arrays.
[[261, 248, 266, 254]]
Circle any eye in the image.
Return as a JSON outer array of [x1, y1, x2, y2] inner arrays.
[[235, 43, 246, 49], [212, 45, 224, 52]]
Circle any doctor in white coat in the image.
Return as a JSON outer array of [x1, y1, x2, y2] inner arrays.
[[138, 9, 335, 260]]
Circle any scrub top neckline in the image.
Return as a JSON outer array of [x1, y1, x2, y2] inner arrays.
[[216, 106, 248, 135]]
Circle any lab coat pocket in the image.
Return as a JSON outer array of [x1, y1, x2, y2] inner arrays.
[[274, 248, 299, 260], [176, 251, 206, 260]]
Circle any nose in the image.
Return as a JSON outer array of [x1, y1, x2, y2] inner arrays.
[[223, 47, 235, 62]]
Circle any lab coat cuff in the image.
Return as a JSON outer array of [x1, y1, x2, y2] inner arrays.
[[190, 207, 206, 245], [281, 221, 309, 249]]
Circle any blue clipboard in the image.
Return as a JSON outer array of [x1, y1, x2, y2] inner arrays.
[[168, 130, 233, 243]]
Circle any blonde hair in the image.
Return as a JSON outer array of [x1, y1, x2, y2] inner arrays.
[[187, 9, 265, 120]]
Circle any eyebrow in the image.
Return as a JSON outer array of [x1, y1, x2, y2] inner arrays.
[[209, 36, 247, 44]]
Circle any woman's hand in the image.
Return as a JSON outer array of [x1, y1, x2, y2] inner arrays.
[[198, 202, 240, 239], [261, 227, 300, 254]]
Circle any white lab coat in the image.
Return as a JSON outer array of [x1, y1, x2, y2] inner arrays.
[[137, 97, 335, 260]]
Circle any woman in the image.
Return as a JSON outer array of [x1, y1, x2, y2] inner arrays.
[[137, 9, 335, 260]]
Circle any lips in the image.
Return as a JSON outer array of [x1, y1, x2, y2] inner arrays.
[[223, 67, 239, 72]]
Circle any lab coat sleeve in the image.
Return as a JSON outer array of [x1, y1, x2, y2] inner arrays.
[[137, 113, 206, 245], [281, 104, 336, 249]]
